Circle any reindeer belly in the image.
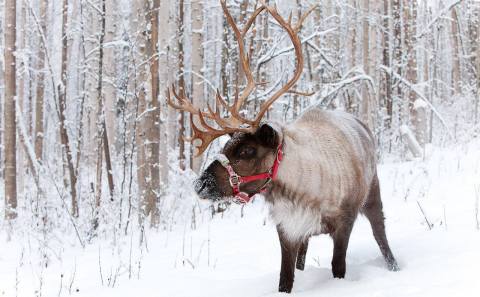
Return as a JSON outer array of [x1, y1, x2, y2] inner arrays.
[[269, 199, 336, 242]]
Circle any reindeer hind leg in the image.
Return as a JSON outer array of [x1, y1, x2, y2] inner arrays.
[[362, 174, 400, 271]]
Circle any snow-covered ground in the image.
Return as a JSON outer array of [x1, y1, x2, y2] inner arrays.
[[1, 140, 480, 297]]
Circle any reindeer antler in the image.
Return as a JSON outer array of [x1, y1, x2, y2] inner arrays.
[[167, 0, 316, 156]]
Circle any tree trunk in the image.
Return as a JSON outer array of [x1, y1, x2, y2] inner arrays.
[[404, 0, 423, 146], [131, 0, 155, 225], [144, 0, 161, 225], [477, 7, 480, 126], [17, 2, 27, 198], [96, 0, 115, 209], [104, 0, 117, 151], [190, 0, 204, 173], [361, 0, 371, 128], [178, 0, 186, 171], [392, 0, 402, 127], [450, 7, 461, 95], [59, 0, 79, 217], [158, 0, 171, 190], [4, 0, 17, 220], [471, 4, 480, 124], [349, 0, 358, 114], [382, 0, 393, 129], [34, 0, 48, 160]]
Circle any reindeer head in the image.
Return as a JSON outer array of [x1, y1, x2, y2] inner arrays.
[[167, 0, 315, 202]]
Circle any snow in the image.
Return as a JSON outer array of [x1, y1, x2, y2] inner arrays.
[[2, 140, 480, 297]]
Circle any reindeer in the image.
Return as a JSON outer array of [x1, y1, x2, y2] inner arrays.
[[167, 1, 399, 293]]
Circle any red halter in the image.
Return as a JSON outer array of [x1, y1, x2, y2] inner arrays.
[[217, 144, 283, 204]]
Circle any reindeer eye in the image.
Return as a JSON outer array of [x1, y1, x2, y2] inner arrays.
[[238, 146, 256, 159]]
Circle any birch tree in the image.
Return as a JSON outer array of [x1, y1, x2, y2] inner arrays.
[[4, 0, 17, 220], [404, 0, 425, 146], [144, 0, 161, 225], [360, 0, 371, 128], [450, 7, 461, 95], [59, 0, 79, 217], [94, 0, 115, 229], [177, 0, 186, 171], [132, 0, 149, 225], [470, 3, 480, 124], [381, 0, 392, 129], [392, 0, 402, 127], [190, 0, 204, 173], [158, 0, 171, 190], [34, 0, 47, 160], [104, 0, 117, 147]]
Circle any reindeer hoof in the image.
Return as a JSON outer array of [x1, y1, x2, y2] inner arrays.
[[388, 261, 400, 272]]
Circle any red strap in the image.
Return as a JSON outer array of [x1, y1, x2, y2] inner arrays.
[[239, 172, 271, 183], [238, 145, 282, 184], [222, 144, 283, 204], [271, 146, 283, 179]]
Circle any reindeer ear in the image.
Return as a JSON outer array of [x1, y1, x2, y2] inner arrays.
[[255, 123, 282, 148]]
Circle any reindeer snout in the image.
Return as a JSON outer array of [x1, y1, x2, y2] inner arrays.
[[194, 172, 218, 200], [194, 178, 208, 195], [194, 162, 224, 201]]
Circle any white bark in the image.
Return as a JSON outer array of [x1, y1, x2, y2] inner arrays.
[[190, 0, 205, 173], [4, 0, 17, 219]]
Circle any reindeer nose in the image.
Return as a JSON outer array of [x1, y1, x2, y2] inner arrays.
[[194, 178, 207, 194]]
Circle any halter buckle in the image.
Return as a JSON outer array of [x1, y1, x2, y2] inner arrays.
[[229, 174, 241, 187]]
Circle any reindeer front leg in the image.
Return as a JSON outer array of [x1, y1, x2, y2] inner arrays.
[[331, 217, 355, 278], [276, 225, 300, 293], [296, 237, 309, 270]]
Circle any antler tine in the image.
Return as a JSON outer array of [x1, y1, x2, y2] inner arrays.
[[197, 109, 224, 133], [251, 4, 312, 128], [167, 84, 221, 122], [189, 109, 233, 157], [189, 114, 221, 156], [166, 89, 182, 110], [206, 102, 231, 129], [242, 5, 266, 38], [287, 12, 293, 27], [167, 81, 251, 157], [192, 106, 252, 156], [168, 85, 198, 114], [294, 4, 318, 33], [215, 89, 228, 108]]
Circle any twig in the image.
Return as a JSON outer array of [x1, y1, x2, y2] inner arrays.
[[184, 258, 196, 270], [417, 201, 432, 230], [57, 274, 63, 297], [68, 260, 77, 295], [98, 247, 104, 286]]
